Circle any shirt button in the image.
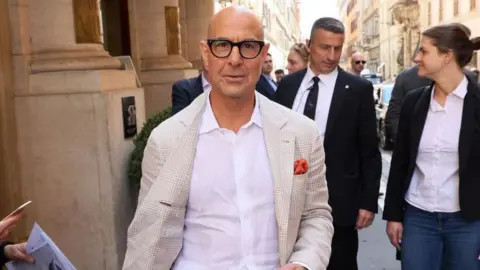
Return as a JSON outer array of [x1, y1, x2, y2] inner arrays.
[[176, 212, 181, 217]]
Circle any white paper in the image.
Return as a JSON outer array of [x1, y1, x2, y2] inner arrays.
[[6, 223, 76, 270]]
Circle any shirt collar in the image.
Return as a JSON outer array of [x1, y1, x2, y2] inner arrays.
[[201, 72, 210, 89], [430, 75, 468, 110], [199, 92, 262, 134], [430, 75, 468, 101], [305, 65, 338, 89]]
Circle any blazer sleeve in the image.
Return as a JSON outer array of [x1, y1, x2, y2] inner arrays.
[[288, 131, 334, 269], [383, 91, 417, 222], [171, 82, 190, 115], [385, 74, 407, 140], [358, 82, 382, 213]]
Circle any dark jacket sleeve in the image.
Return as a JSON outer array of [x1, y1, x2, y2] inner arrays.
[[273, 77, 288, 105], [383, 90, 420, 222], [171, 82, 190, 115], [358, 82, 382, 213], [385, 74, 407, 141], [0, 241, 13, 265]]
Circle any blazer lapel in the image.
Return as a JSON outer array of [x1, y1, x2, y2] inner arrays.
[[259, 95, 293, 265], [409, 86, 431, 161], [283, 69, 307, 108], [324, 68, 348, 143], [458, 81, 479, 175], [148, 94, 207, 207]]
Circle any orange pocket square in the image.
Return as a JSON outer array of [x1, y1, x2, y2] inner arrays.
[[294, 158, 309, 175]]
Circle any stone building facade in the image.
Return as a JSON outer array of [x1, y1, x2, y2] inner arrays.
[[362, 0, 381, 74], [419, 0, 479, 69], [0, 0, 299, 269], [379, 0, 402, 79]]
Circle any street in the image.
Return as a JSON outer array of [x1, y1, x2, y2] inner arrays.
[[357, 150, 401, 270]]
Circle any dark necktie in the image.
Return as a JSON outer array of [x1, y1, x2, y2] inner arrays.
[[303, 77, 320, 120]]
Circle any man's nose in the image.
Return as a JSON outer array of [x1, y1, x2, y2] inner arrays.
[[327, 49, 336, 60], [229, 47, 242, 65]]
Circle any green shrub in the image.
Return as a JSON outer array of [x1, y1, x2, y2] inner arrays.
[[128, 107, 172, 193]]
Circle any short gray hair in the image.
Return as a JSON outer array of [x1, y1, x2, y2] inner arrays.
[[309, 17, 345, 44]]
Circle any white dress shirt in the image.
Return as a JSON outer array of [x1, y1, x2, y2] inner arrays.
[[173, 94, 280, 269], [202, 72, 211, 92], [405, 76, 467, 213], [263, 74, 278, 91], [291, 66, 338, 136]]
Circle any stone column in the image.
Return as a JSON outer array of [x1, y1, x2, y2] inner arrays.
[[184, 0, 215, 69], [0, 0, 25, 238], [129, 0, 198, 116], [28, 0, 120, 73], [129, 0, 192, 71], [8, 0, 145, 268], [73, 0, 102, 43]]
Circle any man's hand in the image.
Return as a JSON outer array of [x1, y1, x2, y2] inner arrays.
[[386, 221, 403, 250], [356, 209, 374, 230], [0, 212, 25, 241], [4, 242, 35, 263]]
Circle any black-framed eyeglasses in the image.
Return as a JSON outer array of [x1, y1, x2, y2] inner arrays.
[[355, 60, 366, 65], [207, 39, 265, 59]]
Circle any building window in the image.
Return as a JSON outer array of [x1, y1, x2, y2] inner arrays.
[[471, 0, 476, 10], [427, 2, 431, 25], [454, 0, 459, 16], [351, 18, 357, 32], [439, 0, 443, 21]]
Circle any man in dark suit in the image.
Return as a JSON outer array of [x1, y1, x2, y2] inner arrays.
[[171, 70, 210, 115], [255, 53, 277, 99], [385, 65, 478, 141], [275, 17, 381, 270]]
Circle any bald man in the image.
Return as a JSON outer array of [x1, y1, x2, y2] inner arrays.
[[350, 52, 366, 76], [123, 6, 333, 270]]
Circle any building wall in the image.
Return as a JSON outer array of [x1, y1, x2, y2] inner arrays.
[[263, 0, 301, 73], [379, 0, 401, 79], [338, 0, 350, 68], [346, 0, 361, 53], [419, 0, 479, 68], [362, 0, 380, 73]]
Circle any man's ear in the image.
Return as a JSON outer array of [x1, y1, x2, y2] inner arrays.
[[262, 43, 270, 57], [199, 41, 209, 72]]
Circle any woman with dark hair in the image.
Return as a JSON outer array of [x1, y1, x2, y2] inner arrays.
[[383, 23, 480, 270]]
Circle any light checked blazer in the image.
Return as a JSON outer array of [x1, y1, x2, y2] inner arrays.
[[123, 93, 334, 270]]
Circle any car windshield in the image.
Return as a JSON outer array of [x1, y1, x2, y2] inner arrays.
[[382, 85, 394, 105]]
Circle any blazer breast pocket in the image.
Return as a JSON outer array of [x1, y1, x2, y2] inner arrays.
[[292, 174, 308, 194]]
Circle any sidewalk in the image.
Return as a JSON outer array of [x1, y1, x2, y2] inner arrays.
[[357, 150, 400, 270]]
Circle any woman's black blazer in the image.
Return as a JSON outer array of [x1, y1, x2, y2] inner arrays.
[[383, 78, 480, 222]]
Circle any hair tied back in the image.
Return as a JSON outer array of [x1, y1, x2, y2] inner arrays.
[[471, 37, 480, 51]]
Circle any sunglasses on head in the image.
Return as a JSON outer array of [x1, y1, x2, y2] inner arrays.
[[355, 61, 366, 65]]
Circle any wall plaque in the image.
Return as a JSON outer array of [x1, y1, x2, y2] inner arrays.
[[122, 96, 137, 139]]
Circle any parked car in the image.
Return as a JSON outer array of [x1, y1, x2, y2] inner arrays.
[[375, 83, 394, 150]]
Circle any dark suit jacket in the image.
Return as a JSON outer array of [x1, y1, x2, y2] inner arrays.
[[255, 75, 276, 100], [385, 65, 478, 140], [171, 74, 204, 115], [275, 68, 382, 227], [383, 79, 480, 222]]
